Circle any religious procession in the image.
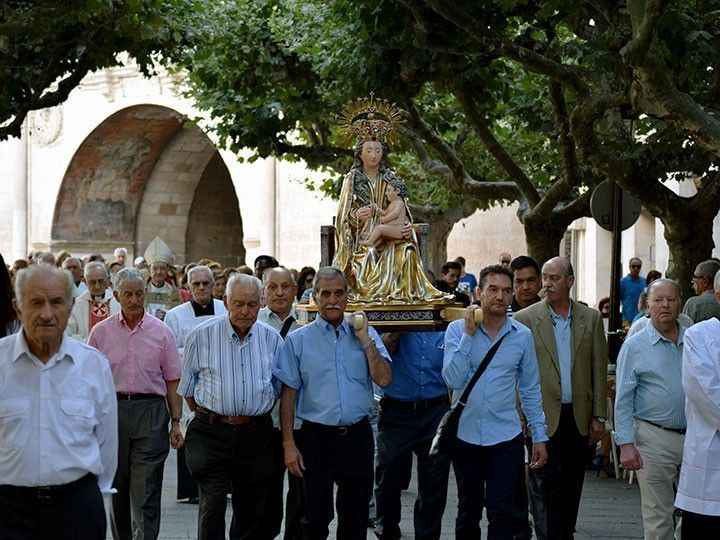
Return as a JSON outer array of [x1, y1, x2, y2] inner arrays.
[[2, 2, 720, 540]]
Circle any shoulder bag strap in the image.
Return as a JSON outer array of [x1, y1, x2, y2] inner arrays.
[[457, 332, 508, 407]]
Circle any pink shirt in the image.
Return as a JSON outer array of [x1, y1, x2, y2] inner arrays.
[[89, 312, 182, 396]]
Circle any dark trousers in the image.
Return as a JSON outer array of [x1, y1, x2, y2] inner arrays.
[[185, 414, 274, 540], [112, 397, 169, 540], [0, 474, 106, 540], [681, 510, 720, 539], [374, 398, 451, 540], [452, 433, 524, 540], [176, 446, 199, 501], [297, 420, 374, 540], [258, 428, 303, 540], [529, 404, 590, 540], [511, 439, 532, 540]]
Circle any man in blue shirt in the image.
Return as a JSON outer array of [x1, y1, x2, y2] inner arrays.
[[620, 257, 645, 324], [455, 256, 478, 302], [615, 279, 687, 540], [373, 331, 451, 540], [444, 264, 548, 539], [274, 267, 392, 540]]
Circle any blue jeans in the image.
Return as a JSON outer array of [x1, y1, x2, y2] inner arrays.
[[452, 433, 524, 540]]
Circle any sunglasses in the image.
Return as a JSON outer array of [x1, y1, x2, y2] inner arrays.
[[191, 281, 211, 287], [630, 265, 641, 269]]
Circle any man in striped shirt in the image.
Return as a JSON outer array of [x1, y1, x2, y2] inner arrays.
[[179, 273, 284, 540], [614, 278, 687, 540]]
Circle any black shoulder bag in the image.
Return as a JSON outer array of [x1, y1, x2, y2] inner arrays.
[[429, 333, 507, 457]]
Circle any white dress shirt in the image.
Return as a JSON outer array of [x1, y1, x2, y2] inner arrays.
[[676, 317, 720, 516], [164, 299, 227, 355], [0, 332, 118, 493]]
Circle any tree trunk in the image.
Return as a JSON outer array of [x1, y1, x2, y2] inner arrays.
[[662, 212, 716, 302], [422, 217, 455, 277], [523, 214, 567, 266]]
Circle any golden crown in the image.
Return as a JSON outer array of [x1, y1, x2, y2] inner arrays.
[[338, 93, 404, 146]]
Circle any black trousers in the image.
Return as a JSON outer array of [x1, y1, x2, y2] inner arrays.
[[258, 427, 303, 540], [511, 438, 532, 540], [0, 474, 106, 540], [176, 446, 199, 501], [296, 419, 374, 540], [681, 510, 720, 539], [374, 398, 451, 540], [453, 434, 524, 540], [185, 414, 274, 540], [529, 404, 591, 540]]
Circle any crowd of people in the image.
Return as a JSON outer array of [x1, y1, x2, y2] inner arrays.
[[0, 244, 718, 540]]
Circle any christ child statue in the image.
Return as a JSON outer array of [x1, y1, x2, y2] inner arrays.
[[359, 183, 409, 247]]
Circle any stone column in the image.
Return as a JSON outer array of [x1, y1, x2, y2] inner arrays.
[[3, 124, 28, 260]]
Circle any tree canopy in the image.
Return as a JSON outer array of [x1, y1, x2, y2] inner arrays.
[[0, 0, 183, 139]]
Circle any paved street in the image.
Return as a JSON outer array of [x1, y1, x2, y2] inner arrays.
[[108, 449, 644, 539]]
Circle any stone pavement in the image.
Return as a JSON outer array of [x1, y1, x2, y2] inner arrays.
[[107, 450, 644, 539]]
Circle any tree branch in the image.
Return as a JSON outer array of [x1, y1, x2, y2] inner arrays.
[[620, 0, 670, 67], [453, 84, 540, 206], [400, 127, 453, 179]]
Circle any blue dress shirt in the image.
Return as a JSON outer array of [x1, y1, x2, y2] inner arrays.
[[274, 316, 391, 426], [549, 304, 573, 404], [620, 275, 645, 323], [443, 317, 548, 446], [379, 332, 447, 401], [614, 322, 687, 445]]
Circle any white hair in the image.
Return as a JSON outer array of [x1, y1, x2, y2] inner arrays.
[[84, 261, 109, 278], [226, 273, 262, 301], [113, 267, 145, 291], [188, 265, 214, 284], [114, 247, 128, 257], [15, 265, 75, 306]]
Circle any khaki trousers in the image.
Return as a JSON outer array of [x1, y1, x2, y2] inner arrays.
[[635, 420, 684, 540]]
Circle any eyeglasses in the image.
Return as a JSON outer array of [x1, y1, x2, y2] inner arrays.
[[630, 265, 641, 269], [191, 281, 211, 287]]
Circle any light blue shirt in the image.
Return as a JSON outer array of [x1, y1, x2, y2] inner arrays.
[[614, 321, 687, 445], [443, 317, 548, 446], [179, 317, 283, 416], [273, 316, 391, 426], [549, 304, 573, 403]]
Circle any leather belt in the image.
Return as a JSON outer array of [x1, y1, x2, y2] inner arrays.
[[195, 407, 268, 426], [642, 419, 686, 435], [117, 393, 164, 401], [0, 473, 96, 500], [301, 417, 370, 436], [380, 395, 449, 411]]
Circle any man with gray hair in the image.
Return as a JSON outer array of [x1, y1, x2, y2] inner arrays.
[[62, 256, 87, 297], [89, 267, 184, 540], [67, 261, 120, 341], [615, 278, 687, 540], [0, 264, 117, 539], [114, 247, 128, 268], [682, 259, 720, 323], [164, 265, 227, 504], [179, 273, 284, 539]]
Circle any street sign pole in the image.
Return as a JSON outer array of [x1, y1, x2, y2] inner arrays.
[[608, 183, 624, 364]]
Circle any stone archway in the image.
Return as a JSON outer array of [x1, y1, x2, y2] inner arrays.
[[51, 104, 245, 264]]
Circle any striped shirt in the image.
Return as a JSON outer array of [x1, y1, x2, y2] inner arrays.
[[614, 321, 687, 445], [178, 317, 283, 416]]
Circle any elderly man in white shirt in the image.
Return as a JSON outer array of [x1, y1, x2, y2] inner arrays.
[[67, 261, 120, 341], [675, 269, 720, 536], [0, 264, 117, 540], [164, 265, 226, 503]]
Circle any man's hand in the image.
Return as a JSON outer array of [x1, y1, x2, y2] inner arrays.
[[170, 424, 184, 449], [284, 442, 305, 478], [464, 305, 480, 336], [352, 311, 370, 341], [529, 442, 548, 470], [588, 417, 606, 445], [619, 443, 643, 471]]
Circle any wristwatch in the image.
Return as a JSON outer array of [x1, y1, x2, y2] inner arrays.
[[594, 416, 607, 423], [171, 417, 181, 424]]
